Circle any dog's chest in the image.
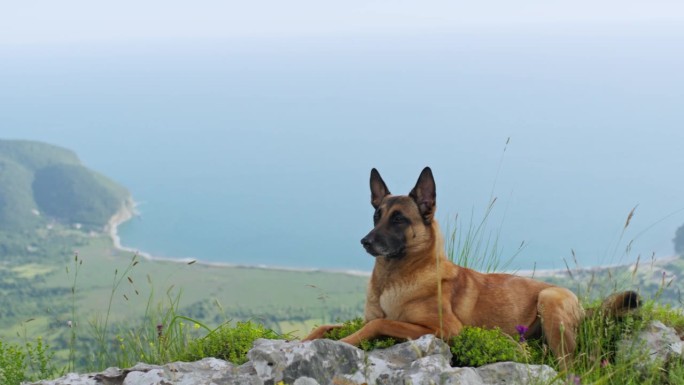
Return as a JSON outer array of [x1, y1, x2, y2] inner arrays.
[[378, 280, 426, 320]]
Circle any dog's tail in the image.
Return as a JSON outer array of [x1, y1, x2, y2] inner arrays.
[[596, 290, 641, 318]]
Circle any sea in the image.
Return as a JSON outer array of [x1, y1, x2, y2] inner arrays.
[[2, 24, 683, 272]]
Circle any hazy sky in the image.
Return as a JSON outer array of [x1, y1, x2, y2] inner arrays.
[[2, 0, 684, 44]]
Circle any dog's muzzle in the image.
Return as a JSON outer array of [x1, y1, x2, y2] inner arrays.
[[360, 235, 376, 255], [361, 233, 404, 259]]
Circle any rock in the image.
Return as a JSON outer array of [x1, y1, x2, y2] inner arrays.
[[369, 333, 452, 366], [618, 320, 684, 365], [438, 367, 483, 385], [247, 337, 364, 384], [475, 361, 560, 385], [27, 335, 557, 385], [292, 377, 320, 385], [28, 372, 98, 385]]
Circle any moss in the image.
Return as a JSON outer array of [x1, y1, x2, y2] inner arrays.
[[180, 321, 284, 364], [450, 326, 524, 367]]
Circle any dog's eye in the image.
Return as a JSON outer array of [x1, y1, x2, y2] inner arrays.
[[373, 210, 381, 223], [392, 212, 407, 224]]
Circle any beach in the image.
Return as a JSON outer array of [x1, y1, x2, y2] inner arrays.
[[107, 197, 154, 261]]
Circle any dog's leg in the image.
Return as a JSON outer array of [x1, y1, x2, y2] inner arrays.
[[339, 319, 435, 345], [538, 287, 583, 371], [302, 324, 344, 341]]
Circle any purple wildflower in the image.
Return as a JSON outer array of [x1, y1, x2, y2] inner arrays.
[[515, 325, 529, 342]]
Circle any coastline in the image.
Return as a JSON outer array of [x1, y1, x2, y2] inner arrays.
[[105, 197, 373, 277], [107, 197, 154, 261], [106, 197, 675, 280]]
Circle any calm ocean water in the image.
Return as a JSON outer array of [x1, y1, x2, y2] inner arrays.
[[2, 27, 683, 271]]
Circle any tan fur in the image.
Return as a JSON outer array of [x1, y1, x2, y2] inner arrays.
[[304, 168, 637, 371]]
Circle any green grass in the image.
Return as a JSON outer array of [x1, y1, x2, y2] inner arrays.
[[9, 264, 56, 279], [444, 197, 521, 273], [32, 236, 366, 326]]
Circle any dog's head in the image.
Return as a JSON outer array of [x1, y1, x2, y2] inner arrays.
[[360, 167, 437, 259]]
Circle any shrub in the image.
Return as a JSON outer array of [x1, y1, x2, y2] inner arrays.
[[0, 337, 58, 385], [24, 337, 57, 382], [180, 321, 283, 364], [0, 339, 26, 385], [450, 326, 523, 367]]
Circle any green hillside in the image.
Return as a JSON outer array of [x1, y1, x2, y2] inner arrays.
[[0, 140, 129, 263], [0, 139, 129, 258], [0, 156, 41, 231], [33, 164, 127, 228], [0, 140, 81, 171]]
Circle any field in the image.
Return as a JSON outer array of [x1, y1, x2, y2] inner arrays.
[[0, 233, 368, 363]]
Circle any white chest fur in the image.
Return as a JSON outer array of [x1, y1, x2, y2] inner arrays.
[[378, 277, 433, 320]]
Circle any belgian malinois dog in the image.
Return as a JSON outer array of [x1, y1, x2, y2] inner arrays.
[[304, 167, 639, 369]]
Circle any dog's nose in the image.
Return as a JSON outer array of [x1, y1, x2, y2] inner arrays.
[[361, 236, 373, 248]]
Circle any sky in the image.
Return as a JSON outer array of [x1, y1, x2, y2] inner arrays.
[[2, 0, 683, 270], [2, 0, 684, 45]]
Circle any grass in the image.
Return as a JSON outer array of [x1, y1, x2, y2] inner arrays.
[[9, 264, 56, 279], [38, 236, 366, 326], [444, 197, 524, 273], [0, 231, 365, 327]]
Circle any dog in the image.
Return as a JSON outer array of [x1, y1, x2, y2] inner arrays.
[[303, 167, 640, 370]]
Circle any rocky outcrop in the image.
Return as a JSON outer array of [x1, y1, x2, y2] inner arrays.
[[29, 335, 558, 385]]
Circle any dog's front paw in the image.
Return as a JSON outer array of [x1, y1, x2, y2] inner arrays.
[[301, 324, 342, 341]]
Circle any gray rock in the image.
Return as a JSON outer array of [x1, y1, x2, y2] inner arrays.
[[337, 335, 457, 384], [27, 335, 557, 385], [369, 333, 452, 367], [619, 320, 684, 364], [439, 367, 483, 385], [476, 362, 560, 385], [121, 369, 166, 385], [28, 372, 98, 385], [292, 377, 320, 385], [247, 337, 364, 384]]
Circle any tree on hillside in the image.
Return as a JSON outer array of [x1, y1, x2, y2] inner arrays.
[[675, 224, 684, 256]]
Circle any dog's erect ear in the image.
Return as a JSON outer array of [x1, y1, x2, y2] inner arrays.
[[370, 168, 391, 209], [409, 167, 436, 223]]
